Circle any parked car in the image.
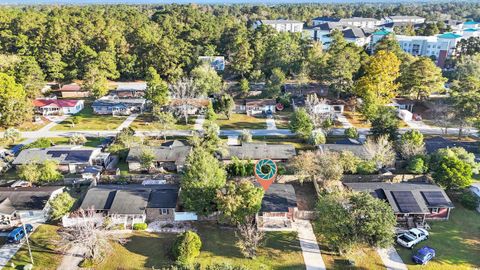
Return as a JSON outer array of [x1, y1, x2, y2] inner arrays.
[[7, 224, 33, 244], [396, 228, 429, 248], [412, 246, 436, 265]]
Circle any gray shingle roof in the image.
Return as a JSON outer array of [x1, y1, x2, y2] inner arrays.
[[13, 145, 101, 165], [343, 28, 367, 39], [126, 145, 192, 166], [109, 189, 150, 215], [224, 143, 296, 161], [80, 184, 179, 215], [344, 182, 454, 214], [0, 186, 64, 212], [261, 184, 297, 212]]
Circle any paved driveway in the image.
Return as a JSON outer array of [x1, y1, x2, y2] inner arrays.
[[295, 220, 326, 270], [0, 224, 39, 268], [377, 247, 407, 270]]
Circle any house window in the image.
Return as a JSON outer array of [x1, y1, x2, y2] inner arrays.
[[161, 209, 169, 215], [430, 208, 439, 214]]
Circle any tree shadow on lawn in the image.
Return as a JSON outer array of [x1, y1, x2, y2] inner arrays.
[[220, 121, 266, 130], [195, 223, 245, 259], [122, 233, 177, 269]]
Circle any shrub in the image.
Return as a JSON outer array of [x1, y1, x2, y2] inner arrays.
[[308, 130, 326, 145], [356, 160, 376, 175], [460, 190, 480, 210], [172, 231, 202, 266], [344, 127, 359, 139], [133, 223, 148, 230], [407, 156, 428, 174]]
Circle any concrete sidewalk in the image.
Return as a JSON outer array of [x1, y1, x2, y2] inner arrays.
[[377, 247, 407, 270], [116, 113, 139, 131], [295, 220, 326, 270], [194, 115, 205, 131]]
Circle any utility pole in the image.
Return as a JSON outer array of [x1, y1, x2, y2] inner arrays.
[[19, 214, 34, 265]]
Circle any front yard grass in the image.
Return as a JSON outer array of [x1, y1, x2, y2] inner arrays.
[[216, 113, 267, 130], [195, 222, 305, 269], [51, 106, 127, 131], [274, 110, 292, 129], [0, 117, 51, 132], [47, 137, 105, 147], [396, 204, 480, 270], [88, 223, 305, 269], [129, 113, 196, 131], [5, 225, 62, 270], [252, 136, 316, 151]]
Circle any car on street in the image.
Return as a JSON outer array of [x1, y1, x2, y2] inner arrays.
[[412, 246, 436, 265], [7, 224, 33, 244], [396, 228, 429, 248]]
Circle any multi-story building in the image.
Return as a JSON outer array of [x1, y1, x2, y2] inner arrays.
[[312, 16, 381, 29], [254, 19, 304, 33], [383, 15, 426, 25], [306, 23, 373, 49], [369, 29, 479, 67]]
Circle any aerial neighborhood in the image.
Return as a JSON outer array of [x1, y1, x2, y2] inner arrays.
[[0, 2, 479, 270]]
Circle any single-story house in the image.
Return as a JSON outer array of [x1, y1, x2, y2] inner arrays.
[[12, 145, 111, 174], [54, 83, 90, 98], [169, 98, 210, 115], [79, 184, 179, 226], [344, 182, 454, 225], [0, 186, 64, 226], [388, 98, 415, 112], [126, 141, 192, 172], [33, 98, 84, 116], [235, 99, 276, 115], [222, 143, 296, 163], [257, 184, 298, 230], [291, 96, 345, 114], [469, 183, 480, 212], [110, 82, 147, 98], [92, 97, 146, 115]]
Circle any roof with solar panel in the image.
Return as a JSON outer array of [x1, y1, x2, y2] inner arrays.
[[13, 145, 103, 165], [344, 182, 454, 215]]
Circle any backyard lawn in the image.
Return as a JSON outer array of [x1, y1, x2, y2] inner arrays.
[[216, 113, 267, 130], [129, 113, 196, 131], [396, 204, 480, 270], [5, 225, 62, 270], [51, 106, 127, 131]]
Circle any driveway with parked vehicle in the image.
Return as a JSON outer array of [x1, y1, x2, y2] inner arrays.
[[0, 224, 36, 268]]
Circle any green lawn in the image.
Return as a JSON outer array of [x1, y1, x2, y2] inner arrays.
[[5, 225, 62, 270], [312, 223, 385, 270], [195, 222, 305, 269], [89, 223, 305, 270], [252, 137, 316, 151], [47, 137, 105, 147], [216, 113, 267, 130], [51, 106, 127, 131], [130, 113, 196, 131], [95, 231, 177, 269], [396, 204, 480, 270], [274, 110, 292, 129]]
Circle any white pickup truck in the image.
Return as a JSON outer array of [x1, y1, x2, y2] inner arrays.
[[396, 228, 429, 248]]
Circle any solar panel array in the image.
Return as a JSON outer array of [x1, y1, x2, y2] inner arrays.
[[391, 191, 422, 213], [47, 150, 93, 162], [422, 191, 449, 206]]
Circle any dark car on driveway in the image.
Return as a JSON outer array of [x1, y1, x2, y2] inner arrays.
[[412, 246, 436, 265]]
